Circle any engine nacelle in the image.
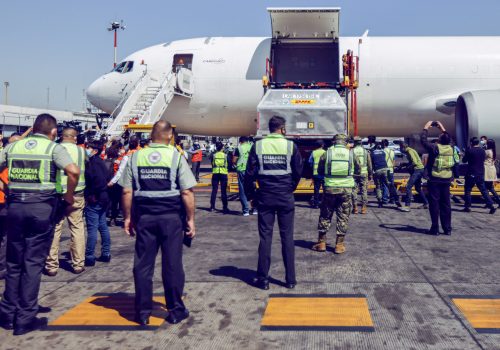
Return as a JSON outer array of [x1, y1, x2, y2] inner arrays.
[[455, 90, 500, 148]]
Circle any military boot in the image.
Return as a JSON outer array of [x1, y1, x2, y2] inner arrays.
[[352, 205, 358, 214], [334, 235, 346, 254], [312, 233, 327, 252], [361, 205, 367, 214]]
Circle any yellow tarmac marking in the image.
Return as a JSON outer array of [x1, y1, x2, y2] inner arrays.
[[261, 295, 374, 330], [50, 294, 167, 327], [452, 298, 500, 331]]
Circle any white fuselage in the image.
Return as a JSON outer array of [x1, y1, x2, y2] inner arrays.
[[87, 36, 500, 139]]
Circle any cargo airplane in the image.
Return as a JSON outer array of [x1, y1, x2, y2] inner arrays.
[[86, 8, 500, 147]]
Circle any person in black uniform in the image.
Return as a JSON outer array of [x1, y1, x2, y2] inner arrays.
[[0, 114, 80, 335], [421, 121, 459, 235], [120, 120, 197, 326], [245, 116, 303, 290], [462, 137, 496, 214]]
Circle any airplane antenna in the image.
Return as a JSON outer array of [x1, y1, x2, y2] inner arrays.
[[108, 20, 126, 68]]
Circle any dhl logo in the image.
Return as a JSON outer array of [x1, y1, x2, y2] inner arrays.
[[291, 99, 316, 105]]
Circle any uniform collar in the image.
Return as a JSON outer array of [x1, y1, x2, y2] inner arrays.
[[33, 133, 50, 140], [148, 143, 171, 148], [266, 133, 284, 139]]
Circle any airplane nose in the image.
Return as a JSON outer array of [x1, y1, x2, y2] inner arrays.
[[86, 78, 102, 109]]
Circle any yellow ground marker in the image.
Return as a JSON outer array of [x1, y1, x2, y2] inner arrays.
[[261, 294, 374, 331], [452, 296, 500, 334], [47, 293, 168, 331]]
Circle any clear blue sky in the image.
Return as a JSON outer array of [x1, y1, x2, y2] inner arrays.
[[1, 0, 499, 112]]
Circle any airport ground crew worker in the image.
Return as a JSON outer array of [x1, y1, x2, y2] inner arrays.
[[371, 143, 402, 208], [0, 114, 80, 336], [0, 134, 25, 281], [45, 128, 87, 276], [312, 134, 355, 254], [382, 139, 396, 203], [309, 141, 326, 209], [421, 121, 459, 235], [188, 141, 203, 182], [399, 143, 429, 211], [233, 136, 253, 216], [462, 137, 496, 214], [210, 142, 229, 213], [245, 116, 302, 290], [120, 120, 196, 326], [351, 136, 372, 214]]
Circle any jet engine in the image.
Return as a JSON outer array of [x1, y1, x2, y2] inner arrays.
[[455, 90, 500, 148]]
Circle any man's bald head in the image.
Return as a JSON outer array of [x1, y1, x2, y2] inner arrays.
[[62, 127, 78, 143], [151, 120, 173, 144]]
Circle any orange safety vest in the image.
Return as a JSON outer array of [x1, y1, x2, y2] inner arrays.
[[192, 150, 202, 162], [0, 168, 8, 204]]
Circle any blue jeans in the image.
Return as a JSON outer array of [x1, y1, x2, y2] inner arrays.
[[405, 169, 429, 206], [237, 171, 249, 214], [382, 171, 395, 202], [85, 203, 111, 263]]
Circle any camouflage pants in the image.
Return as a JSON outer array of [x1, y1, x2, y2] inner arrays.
[[373, 169, 399, 202], [352, 176, 368, 206], [318, 189, 353, 236]]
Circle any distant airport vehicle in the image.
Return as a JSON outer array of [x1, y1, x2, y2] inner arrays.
[[87, 8, 500, 148]]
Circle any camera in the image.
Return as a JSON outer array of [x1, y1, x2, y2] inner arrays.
[[431, 121, 439, 128]]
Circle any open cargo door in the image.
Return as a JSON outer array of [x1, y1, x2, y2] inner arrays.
[[268, 7, 340, 41], [267, 8, 341, 87]]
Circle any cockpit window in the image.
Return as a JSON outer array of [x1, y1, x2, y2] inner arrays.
[[112, 61, 134, 73]]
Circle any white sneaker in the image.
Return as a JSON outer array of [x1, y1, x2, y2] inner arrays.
[[252, 209, 258, 215], [243, 212, 250, 217]]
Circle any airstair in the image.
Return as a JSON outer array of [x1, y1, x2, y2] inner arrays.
[[105, 68, 193, 137]]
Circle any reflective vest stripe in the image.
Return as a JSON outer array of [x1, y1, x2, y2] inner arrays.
[[256, 136, 293, 176], [384, 148, 395, 172], [236, 143, 252, 172], [212, 151, 228, 174], [131, 146, 181, 198], [57, 143, 86, 193], [432, 144, 455, 178]]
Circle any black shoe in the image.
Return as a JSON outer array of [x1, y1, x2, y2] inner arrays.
[[134, 316, 150, 326], [96, 255, 111, 263], [489, 206, 497, 215], [443, 230, 452, 236], [209, 207, 215, 212], [166, 309, 189, 325], [13, 317, 48, 336], [253, 278, 269, 290], [85, 259, 95, 267], [378, 202, 383, 208], [37, 306, 52, 314], [222, 208, 230, 214], [0, 314, 14, 330], [285, 283, 296, 289], [463, 207, 471, 213], [427, 229, 439, 236]]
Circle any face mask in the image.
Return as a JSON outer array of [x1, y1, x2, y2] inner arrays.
[[480, 140, 486, 145]]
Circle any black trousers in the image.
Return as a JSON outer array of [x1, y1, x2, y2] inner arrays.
[[312, 177, 324, 206], [427, 181, 452, 232], [485, 181, 500, 205], [133, 212, 186, 318], [210, 174, 228, 210], [464, 175, 494, 208], [257, 196, 296, 284], [0, 201, 56, 325], [108, 184, 122, 220], [0, 205, 6, 279], [192, 161, 201, 181]]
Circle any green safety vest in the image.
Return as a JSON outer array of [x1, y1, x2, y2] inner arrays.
[[255, 134, 293, 176], [312, 148, 326, 176], [236, 143, 252, 172], [406, 147, 424, 170], [353, 146, 368, 176], [212, 151, 228, 175], [56, 143, 85, 193], [384, 148, 395, 173], [130, 144, 181, 199], [324, 145, 355, 188], [7, 136, 58, 194], [431, 144, 456, 179]]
